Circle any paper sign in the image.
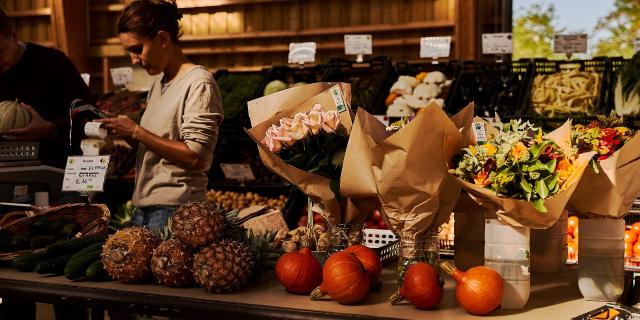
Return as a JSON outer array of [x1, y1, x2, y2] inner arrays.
[[634, 37, 640, 52], [420, 36, 451, 59], [288, 42, 316, 64], [220, 163, 255, 181], [482, 33, 513, 54], [109, 67, 133, 86], [81, 73, 90, 86], [472, 122, 487, 143], [345, 34, 373, 55], [330, 85, 347, 113], [241, 209, 289, 235], [554, 34, 588, 54], [62, 156, 110, 192]]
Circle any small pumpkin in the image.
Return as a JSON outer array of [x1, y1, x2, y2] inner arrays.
[[310, 251, 370, 305], [385, 93, 398, 106], [441, 261, 503, 315], [389, 262, 443, 309], [275, 247, 322, 294], [0, 100, 31, 134], [344, 245, 382, 281]]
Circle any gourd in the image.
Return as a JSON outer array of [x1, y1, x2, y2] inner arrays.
[[0, 100, 31, 134], [275, 247, 322, 294]]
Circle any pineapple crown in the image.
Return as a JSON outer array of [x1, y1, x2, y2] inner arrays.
[[245, 230, 283, 283]]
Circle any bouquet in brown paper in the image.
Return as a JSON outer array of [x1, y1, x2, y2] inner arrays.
[[345, 103, 464, 283], [569, 113, 640, 217], [450, 119, 593, 229], [246, 83, 361, 248]]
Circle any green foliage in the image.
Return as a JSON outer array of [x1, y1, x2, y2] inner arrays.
[[593, 0, 640, 58], [513, 3, 563, 60]]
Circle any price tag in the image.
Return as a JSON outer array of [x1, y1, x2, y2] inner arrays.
[[420, 36, 451, 59], [288, 42, 316, 65], [482, 33, 513, 54], [554, 34, 588, 55], [330, 84, 347, 113], [344, 34, 372, 55], [220, 163, 255, 181], [472, 122, 487, 143], [62, 156, 110, 192], [109, 67, 133, 86], [80, 73, 91, 86], [634, 37, 640, 52]]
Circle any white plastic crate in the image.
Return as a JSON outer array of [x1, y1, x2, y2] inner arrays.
[[363, 228, 398, 248]]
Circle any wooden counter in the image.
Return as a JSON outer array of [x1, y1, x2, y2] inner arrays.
[[0, 266, 604, 319]]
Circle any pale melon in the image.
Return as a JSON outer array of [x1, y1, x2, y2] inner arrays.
[[0, 100, 31, 134]]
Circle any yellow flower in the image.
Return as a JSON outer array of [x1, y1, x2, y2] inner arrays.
[[485, 144, 497, 156], [535, 129, 543, 144], [599, 146, 610, 155], [617, 127, 629, 135], [556, 158, 574, 186], [511, 142, 528, 159], [469, 145, 477, 156]]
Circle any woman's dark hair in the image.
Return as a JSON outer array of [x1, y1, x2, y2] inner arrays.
[[117, 0, 182, 43], [0, 9, 14, 38]]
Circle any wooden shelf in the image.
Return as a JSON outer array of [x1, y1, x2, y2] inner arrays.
[[90, 0, 294, 13], [90, 37, 437, 57], [5, 8, 52, 18], [92, 20, 455, 45]]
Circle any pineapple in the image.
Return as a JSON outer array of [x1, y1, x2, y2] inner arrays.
[[102, 227, 160, 283], [193, 240, 254, 293], [222, 210, 248, 242], [246, 231, 282, 282], [172, 202, 224, 247], [151, 238, 194, 287]]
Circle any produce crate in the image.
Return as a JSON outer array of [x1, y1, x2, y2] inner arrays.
[[214, 69, 269, 138], [263, 65, 325, 89], [378, 60, 460, 118], [321, 55, 393, 115], [446, 60, 531, 118], [520, 58, 610, 122]]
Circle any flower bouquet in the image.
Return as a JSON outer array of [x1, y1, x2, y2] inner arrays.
[[246, 82, 365, 250], [568, 113, 640, 217]]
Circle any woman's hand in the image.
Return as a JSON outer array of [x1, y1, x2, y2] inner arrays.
[[3, 103, 53, 141], [98, 115, 138, 139]]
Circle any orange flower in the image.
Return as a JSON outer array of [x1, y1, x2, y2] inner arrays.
[[511, 142, 528, 159], [556, 158, 574, 186], [474, 170, 491, 186], [484, 144, 497, 156]]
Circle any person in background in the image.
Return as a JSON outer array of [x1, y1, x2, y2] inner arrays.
[[0, 9, 92, 168], [0, 8, 91, 320], [100, 0, 223, 233]]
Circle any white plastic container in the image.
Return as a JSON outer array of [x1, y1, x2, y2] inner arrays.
[[485, 219, 530, 309], [578, 218, 625, 302], [531, 211, 568, 273], [454, 211, 485, 271]]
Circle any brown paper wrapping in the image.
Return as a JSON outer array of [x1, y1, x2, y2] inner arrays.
[[568, 133, 640, 218], [370, 104, 464, 256], [454, 120, 595, 229], [246, 83, 356, 224]]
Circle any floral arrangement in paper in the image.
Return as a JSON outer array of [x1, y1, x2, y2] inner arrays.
[[571, 113, 634, 162]]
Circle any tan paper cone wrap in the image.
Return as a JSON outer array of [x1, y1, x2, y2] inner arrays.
[[246, 82, 357, 224], [568, 133, 640, 218], [453, 120, 595, 229], [370, 104, 463, 253]]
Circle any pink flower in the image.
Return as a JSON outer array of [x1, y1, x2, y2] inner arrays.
[[262, 125, 283, 153], [303, 104, 324, 135], [271, 123, 293, 146], [279, 117, 293, 131], [322, 110, 340, 133], [288, 113, 310, 140]]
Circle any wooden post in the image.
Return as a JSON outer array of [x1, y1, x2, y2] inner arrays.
[[51, 0, 88, 72], [454, 0, 479, 60]]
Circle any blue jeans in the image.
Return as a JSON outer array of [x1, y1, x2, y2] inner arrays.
[[130, 206, 175, 233]]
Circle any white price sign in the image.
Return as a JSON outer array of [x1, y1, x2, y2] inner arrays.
[[62, 156, 110, 192], [344, 35, 372, 55], [482, 33, 513, 54], [634, 37, 640, 52], [110, 67, 133, 86], [288, 42, 316, 65], [554, 34, 588, 54], [220, 163, 255, 181], [80, 73, 91, 86], [420, 36, 451, 59], [472, 122, 487, 143]]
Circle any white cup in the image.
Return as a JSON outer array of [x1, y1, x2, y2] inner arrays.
[[34, 192, 49, 207]]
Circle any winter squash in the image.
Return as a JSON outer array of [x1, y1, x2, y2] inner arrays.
[[310, 252, 370, 304], [344, 245, 382, 281], [389, 262, 443, 309], [275, 247, 322, 294], [441, 261, 503, 315], [0, 100, 30, 134]]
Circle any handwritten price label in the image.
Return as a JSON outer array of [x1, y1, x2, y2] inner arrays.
[[420, 36, 451, 59], [345, 34, 373, 55], [110, 67, 133, 86], [554, 34, 588, 55], [220, 163, 255, 181], [288, 42, 317, 64], [482, 33, 513, 54], [62, 156, 110, 192]]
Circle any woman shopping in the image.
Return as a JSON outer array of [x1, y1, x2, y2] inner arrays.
[[101, 0, 223, 232]]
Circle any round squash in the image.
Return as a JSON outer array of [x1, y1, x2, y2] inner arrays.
[[0, 100, 31, 134]]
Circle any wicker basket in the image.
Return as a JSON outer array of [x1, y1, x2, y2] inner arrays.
[[0, 203, 110, 261]]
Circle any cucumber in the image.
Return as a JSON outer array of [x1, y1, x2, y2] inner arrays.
[[64, 249, 102, 280], [45, 235, 105, 256], [11, 251, 55, 272], [35, 254, 74, 275], [72, 242, 104, 257], [86, 260, 110, 282]]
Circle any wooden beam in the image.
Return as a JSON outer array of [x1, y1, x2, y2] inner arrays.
[[5, 8, 52, 18], [454, 0, 478, 60], [51, 0, 89, 72]]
